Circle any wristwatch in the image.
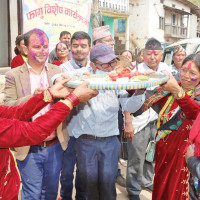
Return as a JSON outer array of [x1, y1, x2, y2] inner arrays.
[[176, 88, 185, 99]]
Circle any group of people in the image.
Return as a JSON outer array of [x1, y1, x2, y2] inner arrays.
[[1, 25, 200, 200]]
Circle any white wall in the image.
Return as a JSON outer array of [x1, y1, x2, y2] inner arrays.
[[0, 0, 8, 66], [188, 14, 197, 38], [129, 0, 149, 49], [9, 0, 19, 62], [148, 0, 165, 43]]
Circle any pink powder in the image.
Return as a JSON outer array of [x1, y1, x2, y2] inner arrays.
[[187, 63, 192, 70], [143, 56, 147, 62], [84, 52, 89, 55], [78, 39, 82, 45]]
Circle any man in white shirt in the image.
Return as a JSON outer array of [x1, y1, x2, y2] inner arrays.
[[125, 38, 171, 200]]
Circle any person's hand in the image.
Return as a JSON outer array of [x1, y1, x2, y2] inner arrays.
[[73, 81, 99, 102], [124, 122, 134, 141], [161, 72, 181, 94], [34, 88, 46, 95], [185, 145, 195, 162], [143, 69, 155, 75], [54, 74, 71, 84], [50, 76, 73, 98]]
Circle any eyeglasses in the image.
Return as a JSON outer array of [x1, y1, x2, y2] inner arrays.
[[101, 39, 115, 44], [94, 60, 117, 68], [180, 67, 199, 79]]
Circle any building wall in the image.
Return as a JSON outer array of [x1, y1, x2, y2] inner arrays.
[[148, 0, 165, 43], [0, 0, 9, 66], [188, 14, 197, 38], [163, 0, 190, 13], [128, 0, 149, 50]]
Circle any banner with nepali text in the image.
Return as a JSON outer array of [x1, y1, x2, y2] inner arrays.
[[22, 0, 92, 44]]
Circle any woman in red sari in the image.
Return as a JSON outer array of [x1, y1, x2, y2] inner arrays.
[[11, 35, 28, 69], [134, 54, 200, 200], [0, 78, 98, 200]]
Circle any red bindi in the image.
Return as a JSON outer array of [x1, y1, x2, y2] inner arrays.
[[187, 63, 192, 70]]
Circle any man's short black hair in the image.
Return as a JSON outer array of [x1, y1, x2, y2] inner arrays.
[[24, 28, 48, 47], [71, 31, 91, 45], [60, 31, 71, 38]]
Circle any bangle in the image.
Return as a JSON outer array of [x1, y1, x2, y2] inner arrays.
[[65, 92, 80, 107], [43, 90, 53, 102], [59, 99, 73, 110], [47, 88, 54, 100]]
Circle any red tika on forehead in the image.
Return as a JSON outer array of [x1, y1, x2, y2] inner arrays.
[[78, 38, 82, 45], [187, 63, 192, 70]]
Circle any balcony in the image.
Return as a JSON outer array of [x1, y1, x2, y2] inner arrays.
[[164, 24, 187, 38], [99, 0, 129, 13]]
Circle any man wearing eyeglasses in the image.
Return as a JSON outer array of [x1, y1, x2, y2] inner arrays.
[[92, 25, 129, 188], [62, 43, 145, 200], [92, 25, 115, 48]]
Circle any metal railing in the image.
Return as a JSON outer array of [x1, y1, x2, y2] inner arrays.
[[99, 0, 129, 12], [165, 24, 187, 38]]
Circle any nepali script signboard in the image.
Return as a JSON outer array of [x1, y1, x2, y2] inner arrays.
[[22, 0, 92, 43]]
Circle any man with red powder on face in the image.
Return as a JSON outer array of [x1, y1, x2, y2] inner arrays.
[[171, 45, 186, 81], [126, 38, 171, 200], [3, 28, 69, 200], [54, 31, 91, 200]]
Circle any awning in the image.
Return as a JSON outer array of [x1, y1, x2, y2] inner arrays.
[[163, 5, 191, 15]]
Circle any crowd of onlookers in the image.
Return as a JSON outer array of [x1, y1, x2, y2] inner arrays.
[[1, 25, 200, 200]]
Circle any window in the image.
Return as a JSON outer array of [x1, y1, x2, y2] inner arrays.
[[159, 17, 165, 30], [172, 14, 176, 25], [118, 19, 126, 33]]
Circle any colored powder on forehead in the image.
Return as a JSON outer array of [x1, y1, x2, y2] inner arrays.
[[34, 31, 48, 46], [126, 52, 129, 57], [78, 39, 82, 45], [187, 63, 192, 70], [152, 49, 156, 54]]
